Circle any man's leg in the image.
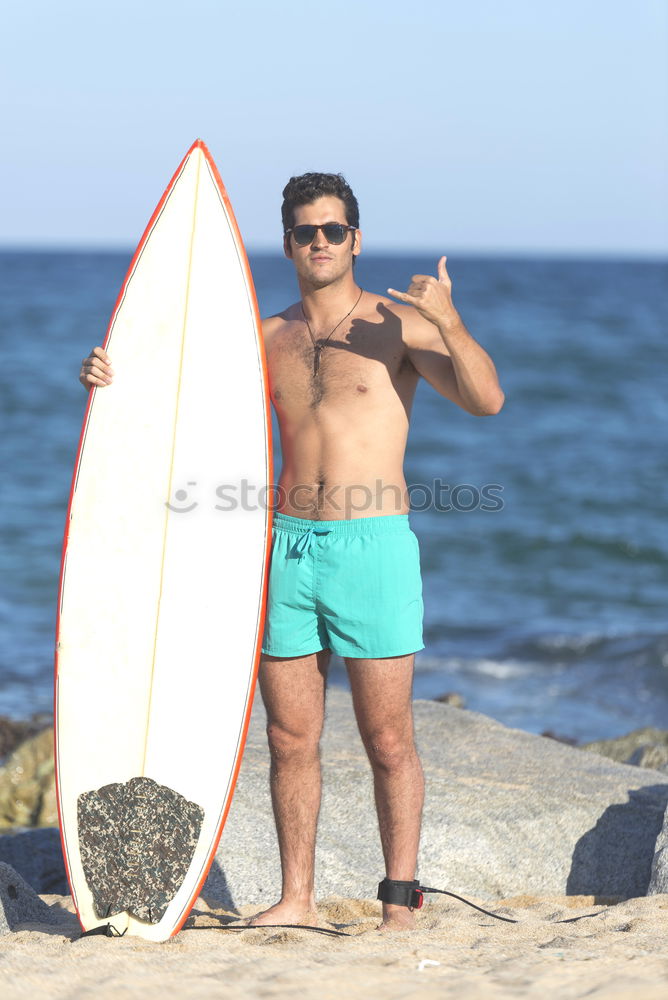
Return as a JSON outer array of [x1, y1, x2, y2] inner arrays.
[[248, 648, 331, 925], [344, 653, 424, 931]]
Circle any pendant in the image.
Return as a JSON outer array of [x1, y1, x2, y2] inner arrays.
[[313, 345, 322, 375]]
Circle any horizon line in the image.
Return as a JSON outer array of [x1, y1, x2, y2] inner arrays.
[[0, 243, 666, 263]]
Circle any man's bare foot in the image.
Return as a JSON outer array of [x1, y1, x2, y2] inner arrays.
[[376, 903, 416, 932], [247, 898, 318, 927]]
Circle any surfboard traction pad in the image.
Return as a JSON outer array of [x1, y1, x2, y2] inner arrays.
[[76, 776, 204, 924]]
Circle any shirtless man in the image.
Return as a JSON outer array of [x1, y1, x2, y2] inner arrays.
[[80, 172, 504, 931]]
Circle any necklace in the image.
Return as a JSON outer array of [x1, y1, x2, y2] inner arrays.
[[301, 287, 364, 375]]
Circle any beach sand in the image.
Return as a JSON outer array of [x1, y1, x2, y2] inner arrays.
[[1, 891, 667, 999]]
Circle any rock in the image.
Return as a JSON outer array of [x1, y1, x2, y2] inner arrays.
[[540, 730, 578, 746], [648, 806, 668, 894], [0, 828, 68, 894], [0, 727, 57, 828], [581, 727, 668, 765], [434, 692, 466, 708], [210, 689, 668, 909], [626, 744, 668, 773], [0, 714, 51, 763], [0, 861, 65, 933]]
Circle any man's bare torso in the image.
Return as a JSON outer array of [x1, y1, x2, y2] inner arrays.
[[263, 292, 419, 520]]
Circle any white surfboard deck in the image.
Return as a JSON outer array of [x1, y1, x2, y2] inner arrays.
[[54, 140, 272, 941]]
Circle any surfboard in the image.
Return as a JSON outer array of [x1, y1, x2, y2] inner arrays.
[[53, 139, 273, 941]]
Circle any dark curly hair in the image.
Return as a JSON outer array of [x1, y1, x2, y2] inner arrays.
[[281, 172, 360, 233]]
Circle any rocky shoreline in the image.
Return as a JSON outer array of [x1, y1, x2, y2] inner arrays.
[[1, 691, 667, 999], [1, 690, 667, 900], [2, 701, 667, 833]]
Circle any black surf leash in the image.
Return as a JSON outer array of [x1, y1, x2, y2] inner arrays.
[[194, 879, 606, 933], [73, 878, 608, 940], [190, 881, 520, 935], [187, 921, 350, 937], [375, 878, 608, 926], [74, 919, 348, 939], [76, 922, 127, 938], [377, 878, 518, 923]]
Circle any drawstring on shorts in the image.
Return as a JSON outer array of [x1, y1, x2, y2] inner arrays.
[[288, 526, 333, 561]]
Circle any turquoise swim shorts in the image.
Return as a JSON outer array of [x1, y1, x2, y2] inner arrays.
[[261, 512, 424, 659]]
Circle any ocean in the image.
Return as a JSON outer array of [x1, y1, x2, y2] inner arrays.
[[1, 250, 666, 742]]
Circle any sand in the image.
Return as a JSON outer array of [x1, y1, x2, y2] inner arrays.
[[1, 892, 667, 999]]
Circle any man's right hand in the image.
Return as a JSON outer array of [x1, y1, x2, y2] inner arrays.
[[80, 347, 114, 390]]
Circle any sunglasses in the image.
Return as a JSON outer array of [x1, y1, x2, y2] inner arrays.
[[285, 223, 357, 246]]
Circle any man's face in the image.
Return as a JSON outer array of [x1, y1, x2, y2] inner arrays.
[[284, 196, 361, 289]]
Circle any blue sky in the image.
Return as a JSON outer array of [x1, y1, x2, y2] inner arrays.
[[2, 0, 666, 254]]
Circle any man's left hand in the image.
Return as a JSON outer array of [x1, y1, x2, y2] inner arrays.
[[387, 256, 457, 328]]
